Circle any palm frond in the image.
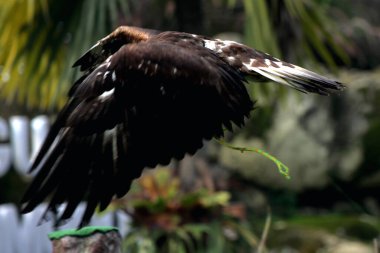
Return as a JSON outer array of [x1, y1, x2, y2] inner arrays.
[[0, 0, 130, 111], [284, 0, 350, 68]]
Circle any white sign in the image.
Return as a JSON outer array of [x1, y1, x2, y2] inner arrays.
[[0, 116, 50, 177]]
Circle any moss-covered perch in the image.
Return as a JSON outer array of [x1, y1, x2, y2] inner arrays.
[[49, 226, 121, 253]]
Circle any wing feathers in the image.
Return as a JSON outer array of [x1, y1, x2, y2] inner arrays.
[[23, 28, 343, 228], [245, 62, 344, 95], [22, 35, 253, 227], [204, 39, 344, 95]]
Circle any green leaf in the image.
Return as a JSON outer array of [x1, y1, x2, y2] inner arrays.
[[182, 224, 210, 239], [199, 191, 231, 207], [226, 221, 259, 247]]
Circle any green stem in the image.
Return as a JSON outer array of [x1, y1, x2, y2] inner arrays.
[[216, 139, 291, 179]]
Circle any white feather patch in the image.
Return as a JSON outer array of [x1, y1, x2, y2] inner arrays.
[[105, 56, 112, 68], [203, 39, 245, 54], [98, 88, 115, 101], [111, 71, 117, 81], [203, 39, 218, 51], [242, 59, 315, 89], [103, 71, 110, 80]]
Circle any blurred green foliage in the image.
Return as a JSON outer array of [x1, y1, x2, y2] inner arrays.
[[0, 0, 130, 110], [278, 214, 380, 241], [114, 168, 260, 253]]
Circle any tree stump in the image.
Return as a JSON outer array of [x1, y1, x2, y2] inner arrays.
[[49, 226, 121, 253]]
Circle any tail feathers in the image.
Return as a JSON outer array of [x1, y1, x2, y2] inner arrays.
[[244, 60, 345, 95]]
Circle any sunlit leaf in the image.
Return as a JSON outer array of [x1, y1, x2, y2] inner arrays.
[[199, 191, 231, 207]]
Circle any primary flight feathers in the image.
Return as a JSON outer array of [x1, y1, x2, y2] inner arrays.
[[21, 26, 344, 227]]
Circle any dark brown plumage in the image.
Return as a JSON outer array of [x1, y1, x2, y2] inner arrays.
[[21, 26, 344, 227]]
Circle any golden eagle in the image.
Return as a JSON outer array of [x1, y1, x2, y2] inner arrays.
[[21, 26, 344, 227]]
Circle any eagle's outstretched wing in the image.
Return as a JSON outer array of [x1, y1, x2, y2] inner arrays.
[[21, 31, 253, 227], [21, 26, 344, 227], [200, 38, 345, 95]]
